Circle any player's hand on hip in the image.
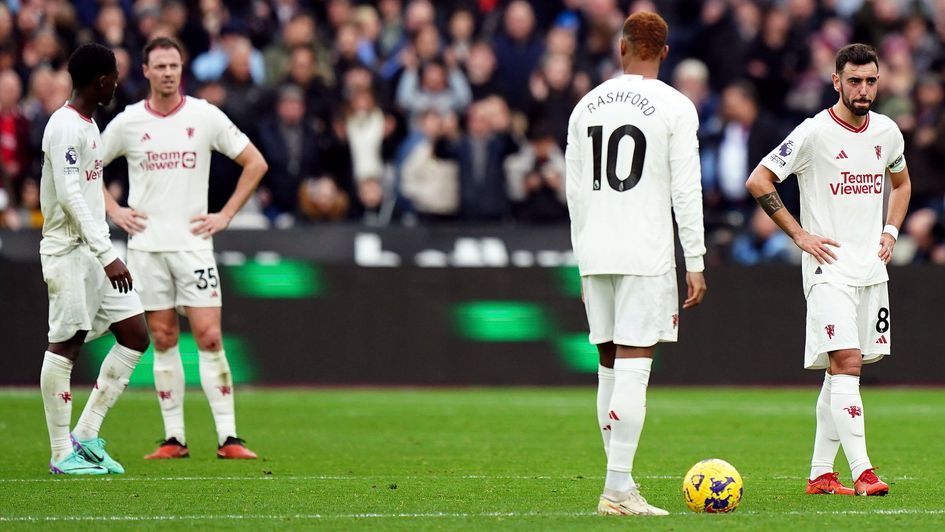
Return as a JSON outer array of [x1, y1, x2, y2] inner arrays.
[[683, 271, 707, 309], [190, 212, 231, 238], [111, 206, 147, 235], [793, 231, 840, 264], [878, 233, 895, 264], [104, 258, 133, 293]]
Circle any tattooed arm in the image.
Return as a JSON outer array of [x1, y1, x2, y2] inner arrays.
[[746, 164, 840, 265]]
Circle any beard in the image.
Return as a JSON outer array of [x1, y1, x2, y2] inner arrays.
[[841, 87, 872, 116]]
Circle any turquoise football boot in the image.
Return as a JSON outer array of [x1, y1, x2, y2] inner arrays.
[[72, 434, 125, 474]]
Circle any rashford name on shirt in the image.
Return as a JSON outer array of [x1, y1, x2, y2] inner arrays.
[[586, 90, 657, 116]]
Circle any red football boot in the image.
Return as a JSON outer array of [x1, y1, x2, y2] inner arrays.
[[854, 468, 889, 496], [806, 472, 855, 495], [217, 437, 258, 459], [144, 438, 190, 459]]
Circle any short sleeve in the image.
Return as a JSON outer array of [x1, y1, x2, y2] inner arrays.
[[207, 104, 250, 159], [100, 112, 126, 166], [760, 118, 814, 182], [887, 124, 907, 173]]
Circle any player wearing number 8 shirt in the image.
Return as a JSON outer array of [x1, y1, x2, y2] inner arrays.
[[101, 37, 268, 460], [565, 12, 706, 516], [747, 44, 911, 497]]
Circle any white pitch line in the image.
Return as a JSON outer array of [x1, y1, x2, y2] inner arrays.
[[2, 509, 945, 522], [0, 474, 918, 483]]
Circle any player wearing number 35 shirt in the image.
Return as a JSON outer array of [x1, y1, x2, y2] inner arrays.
[[101, 37, 268, 460], [565, 13, 706, 517], [747, 44, 911, 497]]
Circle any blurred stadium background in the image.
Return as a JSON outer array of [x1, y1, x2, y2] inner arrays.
[[1, 0, 945, 384]]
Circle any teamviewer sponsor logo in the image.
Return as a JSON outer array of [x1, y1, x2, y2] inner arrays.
[[829, 171, 883, 196], [141, 151, 198, 171]]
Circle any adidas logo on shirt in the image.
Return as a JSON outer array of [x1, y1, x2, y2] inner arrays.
[[835, 150, 848, 159]]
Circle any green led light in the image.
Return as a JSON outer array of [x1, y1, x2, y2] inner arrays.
[[554, 334, 663, 374], [454, 301, 551, 342], [553, 333, 599, 373], [81, 333, 255, 387], [227, 259, 323, 298], [555, 266, 582, 298]]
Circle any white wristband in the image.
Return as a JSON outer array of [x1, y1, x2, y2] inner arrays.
[[882, 224, 899, 240]]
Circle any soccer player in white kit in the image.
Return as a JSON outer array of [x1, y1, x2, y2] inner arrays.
[[747, 44, 911, 496], [101, 37, 268, 460], [566, 13, 707, 516], [39, 43, 151, 475]]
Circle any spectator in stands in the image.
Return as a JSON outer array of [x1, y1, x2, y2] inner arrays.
[[331, 22, 366, 82], [464, 41, 504, 101], [256, 85, 320, 222], [705, 80, 789, 228], [345, 87, 390, 217], [0, 69, 31, 186], [523, 53, 581, 148], [905, 74, 945, 212], [263, 13, 330, 88], [456, 98, 517, 222], [161, 0, 210, 58], [377, 0, 405, 59], [504, 125, 568, 223], [298, 174, 351, 222], [14, 176, 42, 229], [280, 45, 332, 130], [904, 208, 945, 264], [493, 0, 544, 111], [353, 4, 382, 68], [219, 36, 266, 134], [398, 109, 460, 221], [395, 57, 471, 130], [731, 206, 799, 265], [192, 24, 266, 85], [447, 8, 476, 67]]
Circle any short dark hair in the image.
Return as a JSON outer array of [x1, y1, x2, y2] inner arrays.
[[622, 12, 668, 61], [142, 36, 185, 65], [835, 43, 879, 74], [67, 43, 117, 89]]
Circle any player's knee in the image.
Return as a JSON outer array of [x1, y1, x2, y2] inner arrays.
[[124, 333, 150, 354], [150, 327, 179, 351], [195, 328, 222, 351]]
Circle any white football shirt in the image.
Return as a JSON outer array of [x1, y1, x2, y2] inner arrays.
[[40, 104, 118, 267], [760, 108, 906, 294], [565, 74, 706, 276], [101, 96, 250, 251]]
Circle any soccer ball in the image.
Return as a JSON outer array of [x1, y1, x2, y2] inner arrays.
[[682, 458, 744, 513]]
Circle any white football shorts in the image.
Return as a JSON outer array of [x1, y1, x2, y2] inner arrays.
[[804, 282, 890, 370], [42, 246, 144, 343], [127, 249, 223, 311], [581, 270, 679, 347]]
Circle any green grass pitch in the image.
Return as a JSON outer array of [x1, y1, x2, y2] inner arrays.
[[1, 387, 943, 530]]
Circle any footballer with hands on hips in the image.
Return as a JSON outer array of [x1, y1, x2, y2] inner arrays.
[[39, 43, 151, 475], [566, 11, 707, 517], [101, 36, 269, 460], [746, 43, 911, 497]]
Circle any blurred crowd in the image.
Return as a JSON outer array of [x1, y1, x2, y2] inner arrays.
[[0, 0, 944, 265]]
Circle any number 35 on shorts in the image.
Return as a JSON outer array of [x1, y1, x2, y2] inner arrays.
[[194, 267, 219, 290]]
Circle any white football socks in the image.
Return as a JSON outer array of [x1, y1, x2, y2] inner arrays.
[[73, 343, 143, 441], [830, 374, 873, 480], [41, 352, 75, 462], [810, 372, 841, 480], [597, 365, 615, 457], [198, 349, 236, 445], [153, 345, 187, 444], [603, 357, 652, 497]]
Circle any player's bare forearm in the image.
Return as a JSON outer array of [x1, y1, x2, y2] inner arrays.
[[220, 143, 268, 220], [885, 167, 911, 230], [103, 188, 120, 217]]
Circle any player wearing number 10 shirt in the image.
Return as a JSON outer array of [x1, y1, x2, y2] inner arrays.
[[565, 12, 706, 516], [101, 37, 268, 460]]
